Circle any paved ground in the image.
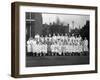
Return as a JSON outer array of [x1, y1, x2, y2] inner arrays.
[[26, 52, 89, 67]]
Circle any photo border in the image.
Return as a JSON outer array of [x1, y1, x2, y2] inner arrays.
[[11, 2, 98, 78]]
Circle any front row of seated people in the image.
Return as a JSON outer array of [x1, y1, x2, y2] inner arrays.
[[27, 33, 89, 55]]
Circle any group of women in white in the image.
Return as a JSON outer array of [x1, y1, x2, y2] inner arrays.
[[27, 33, 89, 55]]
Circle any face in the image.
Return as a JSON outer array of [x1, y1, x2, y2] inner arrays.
[[57, 34, 59, 36], [65, 34, 67, 36], [45, 35, 47, 37], [49, 34, 51, 37], [41, 35, 43, 37], [53, 34, 55, 36]]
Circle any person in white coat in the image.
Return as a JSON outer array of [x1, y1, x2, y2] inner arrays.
[[52, 33, 57, 44], [83, 37, 89, 52], [31, 38, 37, 56], [27, 38, 32, 53], [78, 35, 83, 53], [64, 33, 68, 53], [71, 34, 75, 53], [34, 34, 40, 42]]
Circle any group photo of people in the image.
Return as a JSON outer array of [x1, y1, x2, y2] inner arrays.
[[26, 12, 90, 67], [27, 33, 89, 56]]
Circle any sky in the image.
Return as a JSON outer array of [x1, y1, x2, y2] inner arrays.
[[42, 13, 90, 29]]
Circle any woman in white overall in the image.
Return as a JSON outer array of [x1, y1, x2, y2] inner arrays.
[[78, 35, 82, 53], [27, 38, 33, 53], [83, 37, 88, 52], [31, 38, 37, 56]]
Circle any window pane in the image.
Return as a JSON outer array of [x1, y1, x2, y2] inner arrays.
[[26, 21, 31, 27], [26, 12, 31, 19], [31, 13, 35, 19]]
